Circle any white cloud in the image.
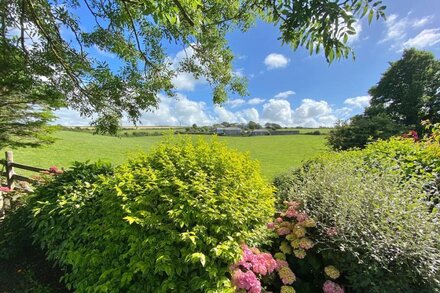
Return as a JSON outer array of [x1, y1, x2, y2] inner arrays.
[[412, 15, 434, 28], [226, 98, 246, 108], [291, 99, 336, 127], [344, 95, 371, 109], [274, 90, 296, 99], [262, 99, 293, 126], [264, 53, 290, 69], [402, 28, 440, 50], [171, 47, 207, 91], [380, 14, 409, 43], [379, 14, 439, 51], [248, 98, 266, 105], [53, 108, 93, 126], [137, 93, 213, 126]]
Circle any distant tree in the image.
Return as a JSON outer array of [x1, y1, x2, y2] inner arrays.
[[327, 114, 406, 150], [192, 123, 198, 129], [0, 0, 385, 145], [328, 48, 440, 150], [248, 121, 262, 130], [221, 122, 231, 127], [367, 48, 440, 131], [265, 122, 282, 130]]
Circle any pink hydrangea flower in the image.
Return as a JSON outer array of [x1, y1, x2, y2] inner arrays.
[[277, 227, 291, 236], [285, 206, 298, 218], [232, 269, 260, 291], [323, 280, 344, 293], [276, 260, 289, 270], [267, 222, 275, 229], [276, 217, 284, 223], [296, 212, 308, 222]]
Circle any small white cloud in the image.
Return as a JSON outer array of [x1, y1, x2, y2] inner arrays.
[[264, 53, 290, 69], [248, 98, 265, 105], [344, 95, 371, 109], [226, 98, 246, 108], [412, 15, 434, 28], [274, 90, 296, 99], [402, 28, 440, 50]]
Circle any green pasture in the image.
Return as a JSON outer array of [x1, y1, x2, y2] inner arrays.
[[7, 131, 328, 179]]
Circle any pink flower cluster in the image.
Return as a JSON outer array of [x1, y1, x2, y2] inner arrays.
[[323, 280, 344, 293], [0, 186, 11, 192], [266, 201, 316, 260], [231, 244, 278, 293]]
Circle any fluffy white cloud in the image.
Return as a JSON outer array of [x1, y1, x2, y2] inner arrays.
[[171, 47, 207, 91], [262, 99, 293, 126], [274, 90, 296, 99], [136, 93, 213, 126], [402, 28, 440, 50], [247, 98, 266, 105], [292, 99, 336, 127], [226, 98, 246, 108], [264, 53, 290, 69], [344, 95, 371, 109]]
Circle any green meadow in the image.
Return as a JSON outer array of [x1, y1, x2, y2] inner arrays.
[[8, 131, 328, 179]]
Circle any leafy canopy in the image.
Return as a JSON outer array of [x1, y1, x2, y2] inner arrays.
[[1, 0, 386, 137], [367, 48, 440, 129], [327, 48, 440, 150]]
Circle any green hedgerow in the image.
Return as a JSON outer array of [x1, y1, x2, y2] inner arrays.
[[30, 137, 274, 292]]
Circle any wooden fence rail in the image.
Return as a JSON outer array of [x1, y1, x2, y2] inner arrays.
[[0, 151, 48, 190]]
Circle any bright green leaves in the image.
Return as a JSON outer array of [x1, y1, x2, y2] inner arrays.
[[28, 137, 274, 291]]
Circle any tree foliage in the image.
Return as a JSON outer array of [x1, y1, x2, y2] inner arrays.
[[0, 40, 62, 148], [368, 48, 440, 130], [327, 48, 440, 150], [1, 0, 386, 137], [327, 113, 405, 150]]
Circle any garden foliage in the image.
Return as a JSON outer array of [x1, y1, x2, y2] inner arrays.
[[29, 137, 274, 292], [274, 135, 440, 292]]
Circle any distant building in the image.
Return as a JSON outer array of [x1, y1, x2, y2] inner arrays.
[[272, 130, 300, 135], [216, 127, 242, 136], [250, 129, 271, 136]]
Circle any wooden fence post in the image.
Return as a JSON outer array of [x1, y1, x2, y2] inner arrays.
[[5, 151, 15, 190]]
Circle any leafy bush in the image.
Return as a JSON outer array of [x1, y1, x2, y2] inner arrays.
[[30, 137, 274, 292], [274, 138, 440, 292], [327, 113, 405, 150]]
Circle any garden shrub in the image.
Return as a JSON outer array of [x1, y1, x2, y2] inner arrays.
[[274, 141, 440, 292], [30, 137, 274, 292]]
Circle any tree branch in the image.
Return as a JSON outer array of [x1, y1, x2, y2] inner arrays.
[[173, 0, 195, 26]]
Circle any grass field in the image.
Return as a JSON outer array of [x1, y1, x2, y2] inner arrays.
[[8, 131, 328, 179]]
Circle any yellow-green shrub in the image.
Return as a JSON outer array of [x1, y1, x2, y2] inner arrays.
[[30, 137, 274, 292]]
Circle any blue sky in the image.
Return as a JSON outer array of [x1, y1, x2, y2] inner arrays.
[[56, 0, 440, 127]]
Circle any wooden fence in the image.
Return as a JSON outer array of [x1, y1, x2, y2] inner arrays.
[[0, 151, 47, 190]]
